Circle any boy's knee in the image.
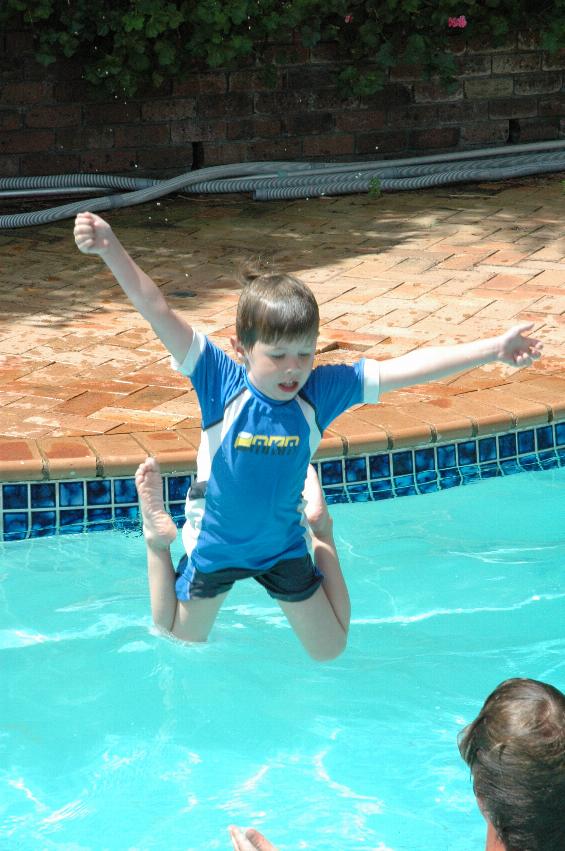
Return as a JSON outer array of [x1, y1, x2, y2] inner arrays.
[[307, 633, 347, 662], [307, 506, 333, 539]]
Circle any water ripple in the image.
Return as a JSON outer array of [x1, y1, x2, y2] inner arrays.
[[353, 591, 565, 625], [39, 799, 90, 833]]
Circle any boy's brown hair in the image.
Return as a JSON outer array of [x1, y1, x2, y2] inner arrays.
[[236, 260, 319, 349], [458, 678, 565, 851]]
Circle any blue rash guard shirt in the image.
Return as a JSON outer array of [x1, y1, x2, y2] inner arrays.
[[172, 331, 380, 575]]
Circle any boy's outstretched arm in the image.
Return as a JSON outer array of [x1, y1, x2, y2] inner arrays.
[[74, 211, 193, 364], [377, 322, 542, 394]]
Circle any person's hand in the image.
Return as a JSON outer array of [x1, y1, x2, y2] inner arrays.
[[228, 825, 279, 851], [497, 322, 543, 368], [74, 212, 115, 256]]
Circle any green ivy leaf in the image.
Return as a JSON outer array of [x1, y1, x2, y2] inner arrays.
[[123, 13, 145, 32], [541, 23, 565, 53], [402, 32, 427, 63], [337, 66, 385, 97], [154, 40, 176, 66], [35, 50, 56, 66], [228, 0, 249, 25], [358, 22, 382, 50], [130, 51, 151, 72], [24, 0, 53, 22], [300, 24, 322, 47], [376, 41, 395, 69]]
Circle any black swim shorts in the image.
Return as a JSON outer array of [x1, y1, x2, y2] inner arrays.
[[175, 552, 323, 603]]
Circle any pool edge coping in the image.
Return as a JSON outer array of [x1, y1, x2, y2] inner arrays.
[[0, 405, 561, 481]]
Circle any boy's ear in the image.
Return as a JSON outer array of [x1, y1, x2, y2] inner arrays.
[[231, 336, 246, 362]]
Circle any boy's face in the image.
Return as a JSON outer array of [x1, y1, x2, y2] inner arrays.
[[232, 334, 317, 401]]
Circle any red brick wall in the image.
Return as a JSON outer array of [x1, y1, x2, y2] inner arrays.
[[1, 29, 564, 178]]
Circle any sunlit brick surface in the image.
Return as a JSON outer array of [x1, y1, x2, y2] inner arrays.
[[0, 175, 563, 480]]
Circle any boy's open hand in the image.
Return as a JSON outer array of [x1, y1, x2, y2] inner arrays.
[[497, 322, 543, 368], [74, 212, 114, 255]]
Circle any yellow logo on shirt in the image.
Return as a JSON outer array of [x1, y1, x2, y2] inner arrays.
[[234, 432, 300, 454]]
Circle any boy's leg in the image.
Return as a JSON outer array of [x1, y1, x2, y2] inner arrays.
[[135, 457, 226, 642], [276, 465, 350, 662], [278, 588, 347, 662], [303, 464, 351, 634], [172, 593, 229, 643]]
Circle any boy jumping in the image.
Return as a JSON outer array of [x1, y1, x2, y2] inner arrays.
[[74, 211, 542, 661]]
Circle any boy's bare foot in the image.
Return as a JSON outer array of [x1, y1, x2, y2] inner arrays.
[[135, 457, 177, 549]]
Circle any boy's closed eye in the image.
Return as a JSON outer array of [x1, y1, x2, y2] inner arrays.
[[271, 352, 313, 360]]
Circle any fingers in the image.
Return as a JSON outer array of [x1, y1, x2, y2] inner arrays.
[[524, 337, 543, 359], [74, 225, 94, 240], [74, 213, 92, 233], [521, 333, 543, 352], [74, 211, 96, 232], [74, 232, 95, 252], [74, 212, 97, 252], [245, 828, 277, 851], [501, 322, 543, 369], [513, 351, 532, 367], [228, 826, 256, 851], [75, 211, 94, 223], [512, 341, 543, 367], [228, 826, 276, 851]]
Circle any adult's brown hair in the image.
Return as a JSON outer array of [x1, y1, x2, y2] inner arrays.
[[458, 678, 565, 851]]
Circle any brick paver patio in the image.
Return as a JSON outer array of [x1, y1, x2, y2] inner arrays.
[[0, 174, 563, 480]]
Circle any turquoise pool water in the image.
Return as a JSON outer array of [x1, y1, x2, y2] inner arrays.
[[1, 467, 564, 851]]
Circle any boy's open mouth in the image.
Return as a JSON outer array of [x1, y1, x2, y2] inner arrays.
[[278, 381, 299, 393]]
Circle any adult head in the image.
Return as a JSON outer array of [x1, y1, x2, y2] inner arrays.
[[458, 678, 565, 851]]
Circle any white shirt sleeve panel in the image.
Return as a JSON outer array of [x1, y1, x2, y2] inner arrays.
[[363, 358, 381, 404], [295, 396, 323, 459], [170, 330, 206, 376]]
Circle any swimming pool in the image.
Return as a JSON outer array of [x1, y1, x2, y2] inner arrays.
[[2, 466, 564, 850]]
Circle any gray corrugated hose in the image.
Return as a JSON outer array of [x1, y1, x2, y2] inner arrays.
[[1, 140, 564, 228]]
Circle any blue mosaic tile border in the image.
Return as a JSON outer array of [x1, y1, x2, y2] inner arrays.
[[318, 421, 565, 505], [1, 422, 564, 541], [0, 473, 192, 542]]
